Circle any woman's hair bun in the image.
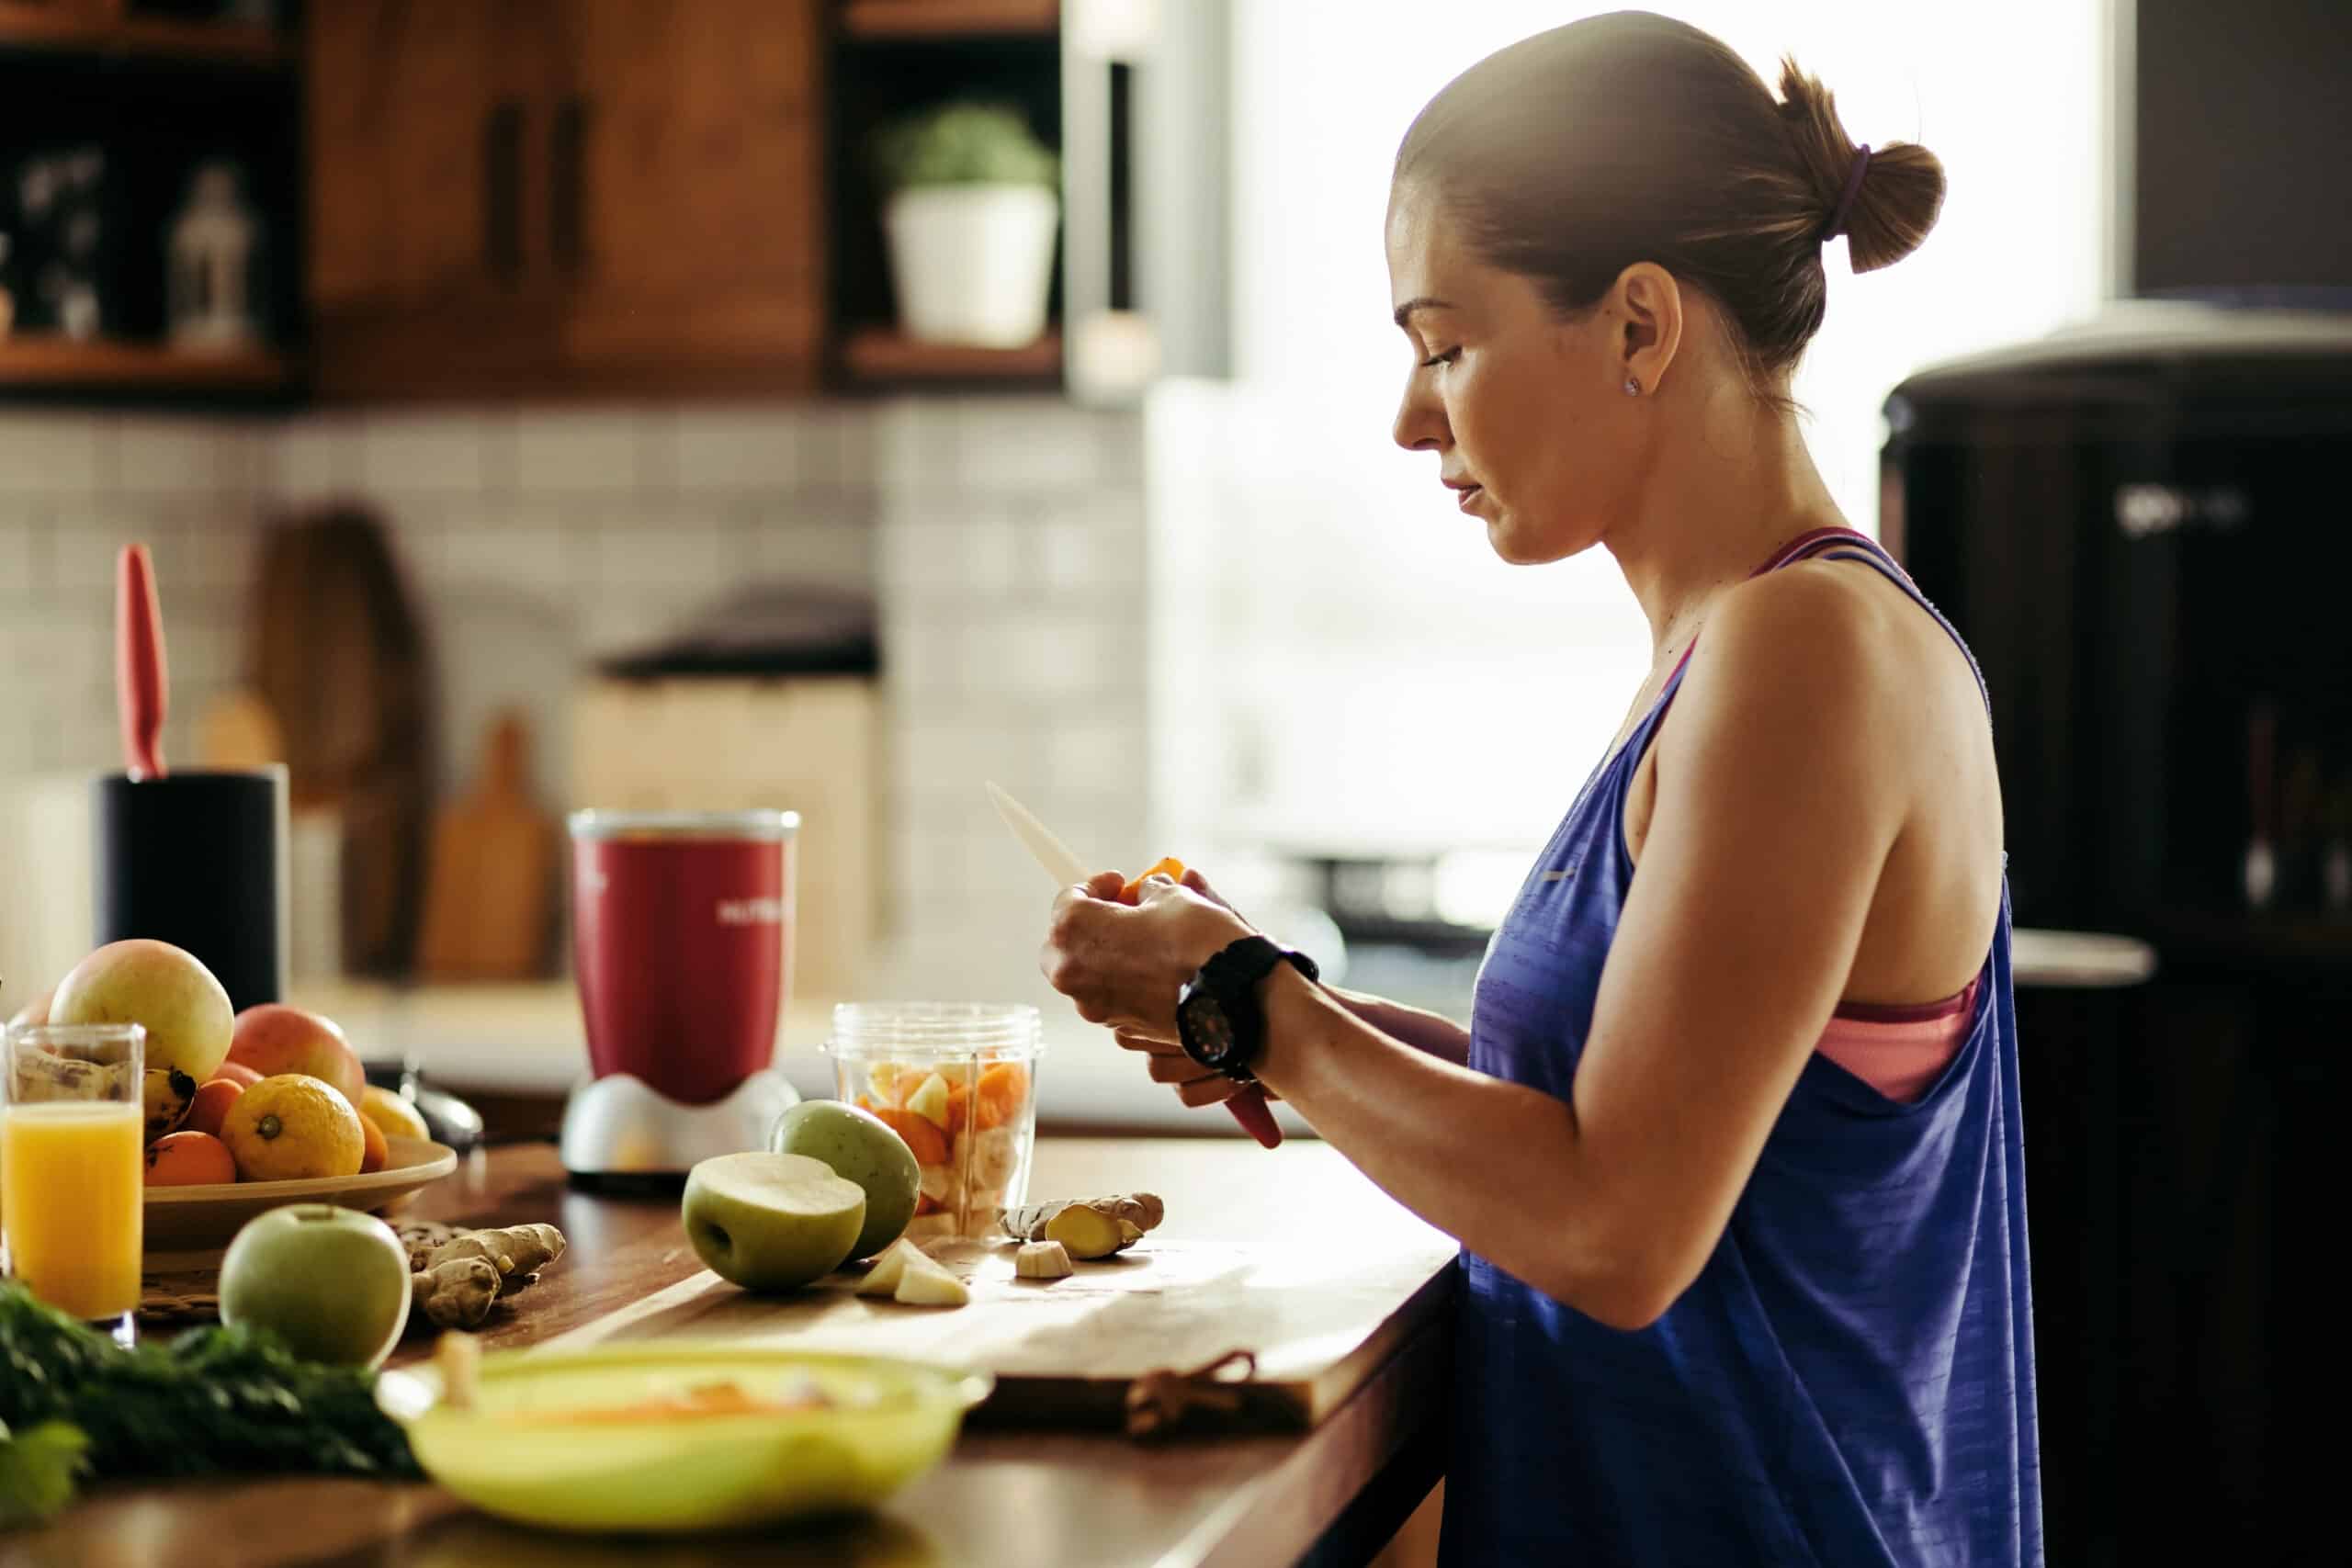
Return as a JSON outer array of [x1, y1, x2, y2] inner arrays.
[[1776, 58, 1946, 273]]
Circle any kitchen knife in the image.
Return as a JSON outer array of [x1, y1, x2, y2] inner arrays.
[[116, 543, 168, 780], [986, 781, 1283, 1149]]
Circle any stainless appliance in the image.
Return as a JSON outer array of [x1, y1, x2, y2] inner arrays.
[[1883, 301, 2352, 1566]]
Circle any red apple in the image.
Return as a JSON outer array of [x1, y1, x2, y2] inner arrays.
[[213, 1061, 263, 1088], [226, 1005, 365, 1108]]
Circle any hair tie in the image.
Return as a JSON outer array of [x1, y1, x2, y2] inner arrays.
[[1824, 143, 1871, 242]]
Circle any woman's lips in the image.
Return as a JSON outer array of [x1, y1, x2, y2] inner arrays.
[[1454, 485, 1483, 513]]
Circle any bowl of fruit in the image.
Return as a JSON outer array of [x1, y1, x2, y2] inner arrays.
[[7, 940, 458, 1251]]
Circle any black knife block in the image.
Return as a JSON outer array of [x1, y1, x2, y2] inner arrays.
[[93, 767, 288, 1011]]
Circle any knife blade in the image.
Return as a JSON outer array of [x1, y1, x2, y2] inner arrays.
[[986, 780, 1283, 1149], [985, 781, 1090, 886]]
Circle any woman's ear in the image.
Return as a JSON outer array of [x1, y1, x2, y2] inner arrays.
[[1612, 263, 1684, 397]]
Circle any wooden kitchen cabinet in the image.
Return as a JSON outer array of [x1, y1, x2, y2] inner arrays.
[[307, 0, 822, 400], [559, 0, 823, 384]]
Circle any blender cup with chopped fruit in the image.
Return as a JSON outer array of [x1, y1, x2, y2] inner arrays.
[[821, 1003, 1042, 1239]]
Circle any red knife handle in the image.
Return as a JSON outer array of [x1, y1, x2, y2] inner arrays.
[[116, 544, 167, 779], [1227, 1087, 1283, 1148]]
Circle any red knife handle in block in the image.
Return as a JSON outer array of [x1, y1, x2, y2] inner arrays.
[[116, 544, 168, 780], [1121, 856, 1283, 1149]]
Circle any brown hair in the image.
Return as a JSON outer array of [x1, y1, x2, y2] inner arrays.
[[1395, 11, 1946, 385]]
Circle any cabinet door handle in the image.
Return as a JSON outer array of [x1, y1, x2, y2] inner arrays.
[[551, 95, 589, 278], [484, 100, 525, 285]]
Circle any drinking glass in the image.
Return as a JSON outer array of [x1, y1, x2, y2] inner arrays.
[[3, 1022, 146, 1333]]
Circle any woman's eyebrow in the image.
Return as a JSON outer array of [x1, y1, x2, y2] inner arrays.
[[1393, 296, 1455, 329]]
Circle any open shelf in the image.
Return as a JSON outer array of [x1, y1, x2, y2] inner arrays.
[[0, 336, 292, 393], [0, 8, 291, 67], [837, 325, 1062, 386], [839, 0, 1058, 40]]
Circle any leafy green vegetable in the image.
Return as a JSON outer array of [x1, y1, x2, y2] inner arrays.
[[0, 1418, 89, 1529], [0, 1282, 419, 1520], [871, 101, 1058, 194]]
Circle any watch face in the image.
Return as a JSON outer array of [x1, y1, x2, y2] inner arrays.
[[1180, 987, 1234, 1066]]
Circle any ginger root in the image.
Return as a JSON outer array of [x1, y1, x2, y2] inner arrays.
[[1001, 1194, 1163, 1259], [414, 1257, 501, 1329], [436, 1331, 482, 1412], [1015, 1240, 1073, 1279], [405, 1222, 567, 1331]]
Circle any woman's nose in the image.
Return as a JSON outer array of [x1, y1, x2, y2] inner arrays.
[[1393, 383, 1448, 453]]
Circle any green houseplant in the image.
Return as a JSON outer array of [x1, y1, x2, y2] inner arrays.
[[870, 102, 1060, 348]]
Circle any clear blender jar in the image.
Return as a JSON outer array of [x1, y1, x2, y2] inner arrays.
[[820, 1002, 1042, 1239]]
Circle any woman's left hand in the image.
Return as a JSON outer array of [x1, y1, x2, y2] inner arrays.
[[1039, 870, 1254, 1043]]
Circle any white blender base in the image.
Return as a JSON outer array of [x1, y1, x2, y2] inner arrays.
[[560, 1068, 800, 1179]]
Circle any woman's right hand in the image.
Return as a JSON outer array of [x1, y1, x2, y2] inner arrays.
[[1107, 868, 1282, 1100], [1108, 865, 1245, 1052]]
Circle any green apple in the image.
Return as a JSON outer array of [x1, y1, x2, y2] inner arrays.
[[51, 939, 233, 1085], [768, 1099, 920, 1262], [682, 1152, 866, 1293], [219, 1204, 413, 1369]]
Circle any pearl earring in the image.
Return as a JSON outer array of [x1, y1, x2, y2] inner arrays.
[[1623, 376, 1642, 397]]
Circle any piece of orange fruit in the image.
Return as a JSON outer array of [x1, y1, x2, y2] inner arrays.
[[1119, 857, 1186, 904], [871, 1106, 948, 1167], [357, 1111, 389, 1174], [146, 1131, 237, 1186], [185, 1077, 244, 1140], [973, 1062, 1031, 1132]]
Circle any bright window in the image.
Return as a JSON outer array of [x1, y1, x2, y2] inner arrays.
[[1151, 0, 2107, 888]]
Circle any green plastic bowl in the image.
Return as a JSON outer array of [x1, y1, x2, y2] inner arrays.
[[376, 1343, 991, 1534]]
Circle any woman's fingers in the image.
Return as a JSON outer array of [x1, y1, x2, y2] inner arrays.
[[1112, 1027, 1185, 1056], [1177, 1076, 1242, 1108], [1148, 1055, 1216, 1085]]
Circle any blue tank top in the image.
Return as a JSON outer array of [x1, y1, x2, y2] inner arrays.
[[1440, 528, 2042, 1566]]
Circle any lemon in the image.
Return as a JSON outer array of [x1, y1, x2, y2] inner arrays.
[[359, 1084, 430, 1143], [223, 1074, 366, 1182]]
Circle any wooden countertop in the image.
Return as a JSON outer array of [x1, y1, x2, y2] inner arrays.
[[23, 1139, 1458, 1568]]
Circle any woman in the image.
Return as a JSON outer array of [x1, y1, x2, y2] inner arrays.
[[1040, 13, 2038, 1565]]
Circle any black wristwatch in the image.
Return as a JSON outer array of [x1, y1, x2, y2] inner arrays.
[[1175, 935, 1320, 1083]]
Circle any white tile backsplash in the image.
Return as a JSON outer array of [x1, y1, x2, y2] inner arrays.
[[512, 411, 653, 494], [0, 395, 1149, 1007], [0, 416, 105, 494], [360, 412, 512, 494]]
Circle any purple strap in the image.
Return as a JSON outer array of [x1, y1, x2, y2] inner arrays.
[[1826, 143, 1871, 240]]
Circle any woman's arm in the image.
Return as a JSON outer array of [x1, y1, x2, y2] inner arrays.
[[1128, 870, 1472, 1067], [1045, 571, 1909, 1329], [1325, 988, 1471, 1067]]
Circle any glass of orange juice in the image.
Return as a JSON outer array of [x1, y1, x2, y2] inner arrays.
[[3, 1021, 146, 1334]]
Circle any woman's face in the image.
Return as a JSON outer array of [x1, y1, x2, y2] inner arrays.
[[1385, 181, 1654, 566]]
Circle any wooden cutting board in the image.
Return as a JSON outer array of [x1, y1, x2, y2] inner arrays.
[[544, 1234, 1459, 1433], [413, 711, 558, 980]]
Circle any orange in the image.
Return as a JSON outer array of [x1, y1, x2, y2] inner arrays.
[[186, 1077, 244, 1140], [146, 1130, 237, 1187], [357, 1111, 389, 1174], [221, 1074, 366, 1182]]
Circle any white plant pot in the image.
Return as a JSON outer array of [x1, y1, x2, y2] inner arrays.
[[883, 184, 1059, 348]]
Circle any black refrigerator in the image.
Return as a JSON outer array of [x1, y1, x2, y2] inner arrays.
[[1882, 302, 2352, 1566]]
